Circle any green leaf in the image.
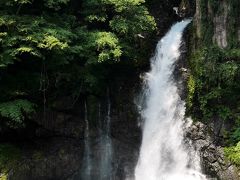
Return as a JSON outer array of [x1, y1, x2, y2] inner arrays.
[[0, 99, 36, 128], [38, 35, 68, 50]]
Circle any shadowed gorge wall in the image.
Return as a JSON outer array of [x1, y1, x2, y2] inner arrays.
[[186, 0, 240, 179]]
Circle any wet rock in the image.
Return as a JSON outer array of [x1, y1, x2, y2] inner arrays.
[[8, 138, 84, 180], [187, 121, 240, 180], [178, 0, 192, 17], [34, 111, 85, 139]]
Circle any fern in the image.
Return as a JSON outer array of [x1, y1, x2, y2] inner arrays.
[[0, 99, 36, 128], [224, 142, 240, 166], [38, 35, 68, 50], [14, 46, 42, 57]]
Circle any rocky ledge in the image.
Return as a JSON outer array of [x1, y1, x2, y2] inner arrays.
[[187, 121, 240, 180]]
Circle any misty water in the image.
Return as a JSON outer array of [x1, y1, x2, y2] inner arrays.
[[80, 92, 113, 180]]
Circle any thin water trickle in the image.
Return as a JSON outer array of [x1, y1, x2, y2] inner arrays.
[[80, 91, 113, 180], [81, 102, 92, 180], [134, 20, 207, 180], [99, 90, 113, 180]]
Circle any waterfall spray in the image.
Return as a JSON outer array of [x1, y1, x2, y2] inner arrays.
[[134, 20, 207, 180]]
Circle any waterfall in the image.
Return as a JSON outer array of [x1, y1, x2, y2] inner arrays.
[[79, 90, 113, 180], [99, 89, 113, 180], [81, 102, 92, 180], [134, 20, 207, 180]]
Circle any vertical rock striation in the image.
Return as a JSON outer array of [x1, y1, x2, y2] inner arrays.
[[194, 0, 240, 48]]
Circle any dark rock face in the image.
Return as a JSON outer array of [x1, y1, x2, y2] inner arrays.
[[8, 138, 84, 180], [8, 69, 142, 180], [34, 111, 85, 139], [84, 70, 142, 179], [109, 73, 142, 179], [194, 0, 240, 48], [147, 0, 195, 37], [187, 122, 240, 180], [32, 96, 86, 139]]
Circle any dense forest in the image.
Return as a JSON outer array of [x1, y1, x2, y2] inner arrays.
[[0, 0, 240, 179], [0, 0, 156, 129], [0, 0, 157, 178]]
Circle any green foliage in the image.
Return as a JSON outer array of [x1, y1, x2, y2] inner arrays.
[[230, 128, 240, 143], [227, 0, 240, 48], [83, 0, 156, 36], [38, 35, 68, 50], [0, 100, 35, 128], [187, 75, 195, 108], [0, 0, 156, 129], [188, 45, 240, 121], [94, 32, 122, 62], [0, 174, 7, 180], [44, 0, 70, 10], [109, 6, 156, 35], [224, 142, 240, 166], [0, 15, 75, 67], [1, 0, 32, 6], [188, 1, 240, 147]]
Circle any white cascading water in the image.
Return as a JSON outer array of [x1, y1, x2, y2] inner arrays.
[[134, 20, 207, 180]]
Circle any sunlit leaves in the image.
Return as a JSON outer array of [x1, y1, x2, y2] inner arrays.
[[86, 15, 107, 23], [15, 46, 41, 57], [15, 0, 32, 5], [0, 144, 21, 176], [95, 32, 122, 62], [96, 32, 118, 49], [224, 142, 240, 166], [83, 0, 156, 36], [0, 16, 16, 28], [0, 15, 73, 67], [38, 35, 68, 50], [187, 75, 196, 108], [110, 10, 156, 35], [87, 31, 122, 63], [103, 0, 145, 12]]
